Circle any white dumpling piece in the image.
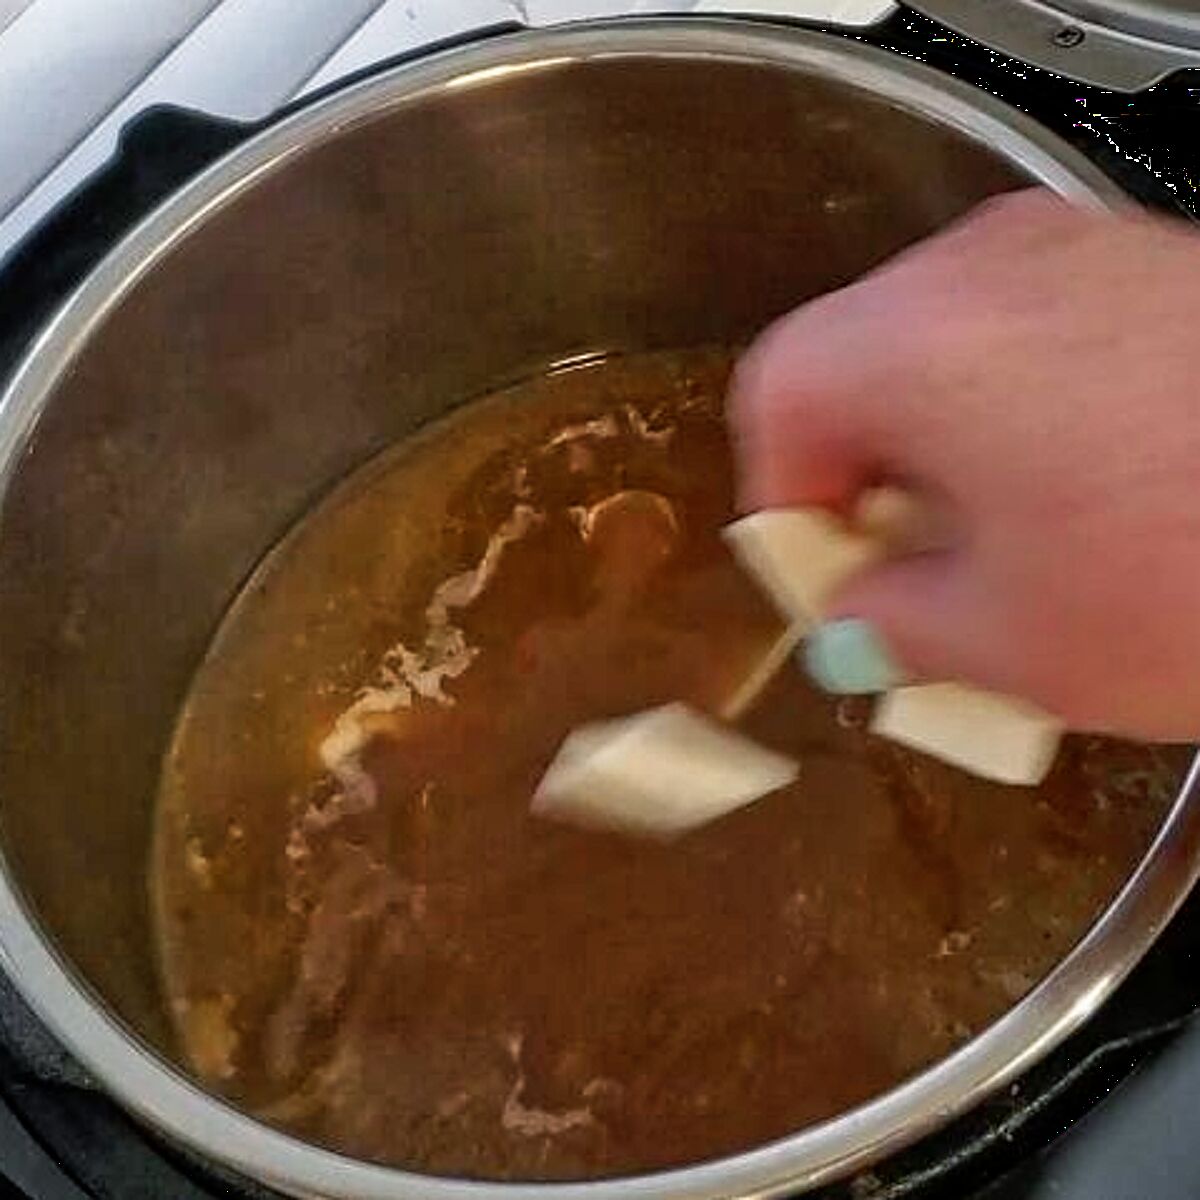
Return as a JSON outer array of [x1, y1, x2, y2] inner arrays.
[[724, 497, 1063, 787], [721, 508, 882, 629], [871, 682, 1062, 787], [532, 703, 799, 840]]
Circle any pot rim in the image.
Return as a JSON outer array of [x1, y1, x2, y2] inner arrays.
[[0, 17, 1191, 1200]]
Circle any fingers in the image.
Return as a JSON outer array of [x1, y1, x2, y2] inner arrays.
[[729, 289, 910, 514], [729, 189, 1090, 517], [730, 187, 1200, 739], [726, 190, 1044, 514], [826, 553, 976, 678], [814, 552, 1043, 707]]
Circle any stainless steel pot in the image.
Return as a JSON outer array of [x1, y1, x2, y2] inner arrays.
[[0, 18, 1197, 1200]]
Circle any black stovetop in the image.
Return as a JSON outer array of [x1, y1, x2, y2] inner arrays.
[[1, 7, 1199, 1198]]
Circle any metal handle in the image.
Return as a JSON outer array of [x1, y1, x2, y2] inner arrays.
[[908, 0, 1200, 91]]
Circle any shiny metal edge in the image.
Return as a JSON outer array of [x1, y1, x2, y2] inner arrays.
[[515, 1, 895, 30], [909, 0, 1200, 91], [0, 18, 1184, 1200]]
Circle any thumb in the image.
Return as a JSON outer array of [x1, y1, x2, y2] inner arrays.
[[806, 552, 1021, 698]]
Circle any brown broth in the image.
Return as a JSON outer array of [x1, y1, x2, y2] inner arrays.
[[151, 348, 1186, 1181]]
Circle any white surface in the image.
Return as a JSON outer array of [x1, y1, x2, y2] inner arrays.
[[693, 0, 892, 23], [0, 0, 221, 218], [0, 0, 383, 261], [0, 0, 34, 34], [0, 0, 896, 261], [520, 0, 892, 25], [520, 0, 692, 21], [300, 0, 514, 97]]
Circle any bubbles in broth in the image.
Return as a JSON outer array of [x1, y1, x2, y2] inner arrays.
[[153, 348, 1185, 1181]]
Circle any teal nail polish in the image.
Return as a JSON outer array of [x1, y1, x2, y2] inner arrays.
[[804, 619, 903, 695]]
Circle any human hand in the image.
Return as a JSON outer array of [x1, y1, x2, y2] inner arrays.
[[730, 188, 1200, 741]]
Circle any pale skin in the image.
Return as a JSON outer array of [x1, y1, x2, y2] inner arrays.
[[729, 187, 1200, 742]]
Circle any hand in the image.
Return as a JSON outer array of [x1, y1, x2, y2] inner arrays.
[[730, 188, 1200, 741]]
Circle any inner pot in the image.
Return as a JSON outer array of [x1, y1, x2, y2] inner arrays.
[[1, 18, 1196, 1200]]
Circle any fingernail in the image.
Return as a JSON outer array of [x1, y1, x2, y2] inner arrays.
[[803, 619, 904, 695]]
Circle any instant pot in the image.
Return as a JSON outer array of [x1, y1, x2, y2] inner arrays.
[[2, 4, 1200, 1198]]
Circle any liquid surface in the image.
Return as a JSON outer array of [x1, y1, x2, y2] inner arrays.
[[153, 349, 1185, 1181]]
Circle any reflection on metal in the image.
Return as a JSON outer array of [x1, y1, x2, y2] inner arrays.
[[441, 56, 577, 89]]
